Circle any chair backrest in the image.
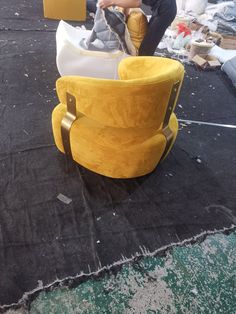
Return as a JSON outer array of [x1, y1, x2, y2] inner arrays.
[[56, 57, 184, 129]]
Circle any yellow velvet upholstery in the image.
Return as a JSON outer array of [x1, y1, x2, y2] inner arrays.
[[126, 9, 148, 52], [43, 0, 86, 21], [52, 57, 184, 178]]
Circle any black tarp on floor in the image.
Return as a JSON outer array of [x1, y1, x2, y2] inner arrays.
[[0, 0, 236, 308]]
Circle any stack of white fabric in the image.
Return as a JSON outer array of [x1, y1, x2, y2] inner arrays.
[[56, 19, 130, 79], [176, 0, 208, 15]]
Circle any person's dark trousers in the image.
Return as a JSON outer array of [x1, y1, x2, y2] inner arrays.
[[87, 0, 97, 13], [139, 0, 177, 56]]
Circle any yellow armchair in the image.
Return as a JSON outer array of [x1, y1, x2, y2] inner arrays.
[[52, 57, 184, 178]]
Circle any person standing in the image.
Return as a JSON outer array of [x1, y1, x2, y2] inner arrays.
[[97, 0, 177, 56]]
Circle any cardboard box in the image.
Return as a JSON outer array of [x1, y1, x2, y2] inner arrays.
[[43, 0, 86, 21], [220, 35, 236, 50], [191, 54, 221, 69], [191, 55, 207, 67]]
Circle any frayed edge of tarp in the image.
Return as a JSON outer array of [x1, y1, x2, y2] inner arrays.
[[1, 224, 236, 313]]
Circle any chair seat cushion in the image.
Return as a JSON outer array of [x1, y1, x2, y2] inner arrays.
[[52, 104, 178, 178]]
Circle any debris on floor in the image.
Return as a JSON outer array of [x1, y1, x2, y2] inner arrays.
[[57, 193, 72, 205], [157, 0, 236, 84]]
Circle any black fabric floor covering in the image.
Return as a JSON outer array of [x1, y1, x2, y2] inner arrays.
[[0, 0, 236, 307]]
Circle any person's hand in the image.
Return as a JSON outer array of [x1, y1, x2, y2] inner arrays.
[[98, 0, 114, 9]]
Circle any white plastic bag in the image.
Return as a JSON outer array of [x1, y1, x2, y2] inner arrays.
[[185, 0, 208, 15], [56, 20, 129, 79], [176, 0, 187, 13], [209, 45, 236, 63], [222, 56, 236, 88]]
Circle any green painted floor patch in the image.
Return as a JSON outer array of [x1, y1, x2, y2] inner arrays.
[[30, 232, 236, 314]]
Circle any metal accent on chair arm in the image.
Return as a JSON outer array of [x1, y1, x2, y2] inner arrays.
[[61, 92, 77, 158], [161, 81, 180, 161]]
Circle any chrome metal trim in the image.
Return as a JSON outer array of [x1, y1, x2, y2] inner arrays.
[[163, 81, 180, 129], [61, 93, 77, 158], [161, 81, 180, 161]]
